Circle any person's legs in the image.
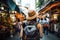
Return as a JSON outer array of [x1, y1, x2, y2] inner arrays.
[[45, 28, 48, 35], [43, 27, 45, 34]]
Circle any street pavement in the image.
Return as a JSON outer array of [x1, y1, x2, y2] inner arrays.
[[40, 33, 60, 40], [1, 33, 60, 40]]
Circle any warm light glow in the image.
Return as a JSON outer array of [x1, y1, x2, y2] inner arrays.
[[54, 16, 57, 19], [53, 14, 58, 19], [12, 11, 15, 13], [1, 7, 4, 10]]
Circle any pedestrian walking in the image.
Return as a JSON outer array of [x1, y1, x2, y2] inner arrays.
[[22, 10, 43, 40], [43, 22, 49, 35], [17, 19, 23, 40]]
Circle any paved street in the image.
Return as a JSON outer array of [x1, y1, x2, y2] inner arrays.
[[40, 33, 60, 40], [5, 33, 60, 40], [6, 33, 20, 40]]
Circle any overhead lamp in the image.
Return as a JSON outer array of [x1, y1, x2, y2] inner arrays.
[[12, 11, 15, 13], [53, 14, 58, 19], [11, 11, 17, 13], [54, 16, 57, 19], [1, 7, 4, 10], [15, 11, 17, 13]]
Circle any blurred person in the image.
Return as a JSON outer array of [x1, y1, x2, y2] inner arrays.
[[37, 15, 43, 25], [17, 19, 23, 39], [43, 18, 49, 35], [22, 10, 43, 40]]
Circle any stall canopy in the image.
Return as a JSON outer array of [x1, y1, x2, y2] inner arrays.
[[0, 0, 20, 13]]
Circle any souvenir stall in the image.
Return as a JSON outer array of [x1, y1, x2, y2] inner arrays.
[[0, 9, 24, 38], [0, 6, 10, 39]]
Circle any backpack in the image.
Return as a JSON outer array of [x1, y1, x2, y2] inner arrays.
[[23, 22, 41, 40], [24, 25, 37, 36]]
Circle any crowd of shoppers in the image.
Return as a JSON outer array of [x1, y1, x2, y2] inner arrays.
[[0, 9, 50, 40]]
